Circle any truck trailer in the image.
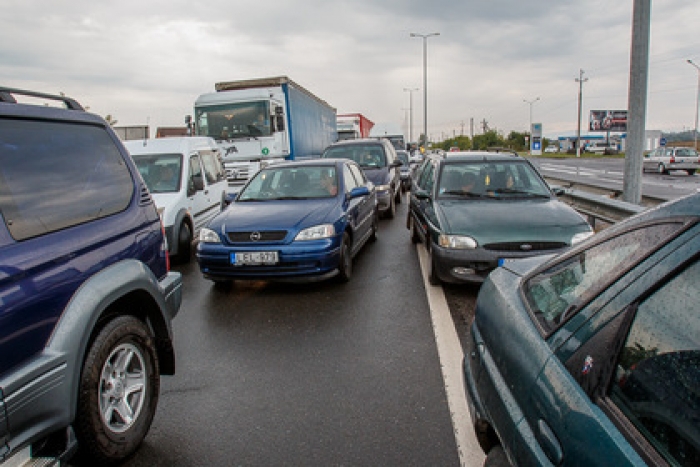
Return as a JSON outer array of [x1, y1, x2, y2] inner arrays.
[[194, 76, 337, 187], [336, 113, 374, 140]]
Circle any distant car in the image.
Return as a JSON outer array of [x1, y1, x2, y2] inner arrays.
[[125, 137, 228, 263], [544, 145, 559, 153], [321, 138, 402, 218], [408, 151, 593, 284], [586, 141, 619, 155], [643, 146, 699, 175], [463, 191, 700, 466], [0, 87, 181, 465], [196, 159, 378, 286], [396, 149, 412, 193]]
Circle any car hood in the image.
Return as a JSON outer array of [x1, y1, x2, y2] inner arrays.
[[213, 199, 336, 232], [363, 167, 391, 186], [435, 198, 590, 244]]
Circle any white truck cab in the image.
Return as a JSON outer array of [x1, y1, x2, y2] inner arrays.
[[125, 137, 227, 263]]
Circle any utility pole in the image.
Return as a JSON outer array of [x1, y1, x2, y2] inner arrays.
[[403, 87, 419, 144], [623, 0, 651, 204], [575, 69, 588, 158], [410, 32, 440, 148], [688, 60, 700, 150]]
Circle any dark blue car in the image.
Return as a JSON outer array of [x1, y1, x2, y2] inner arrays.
[[196, 159, 378, 286]]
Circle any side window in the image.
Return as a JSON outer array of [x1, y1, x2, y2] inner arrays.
[[610, 259, 700, 466], [189, 155, 203, 192], [417, 161, 435, 192], [524, 223, 683, 333], [0, 120, 133, 241], [343, 164, 359, 193], [349, 164, 366, 186], [200, 151, 224, 183]]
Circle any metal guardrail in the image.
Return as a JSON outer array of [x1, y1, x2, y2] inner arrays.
[[558, 188, 647, 230]]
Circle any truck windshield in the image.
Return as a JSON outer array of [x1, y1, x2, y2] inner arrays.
[[195, 101, 271, 140]]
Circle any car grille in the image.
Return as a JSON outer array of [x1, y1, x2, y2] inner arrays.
[[227, 231, 288, 243], [483, 241, 567, 252]]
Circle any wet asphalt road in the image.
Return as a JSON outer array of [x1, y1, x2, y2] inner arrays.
[[121, 197, 463, 466]]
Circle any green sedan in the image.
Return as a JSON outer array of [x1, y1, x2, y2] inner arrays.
[[407, 151, 593, 284]]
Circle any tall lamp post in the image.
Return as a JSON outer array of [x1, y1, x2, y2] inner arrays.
[[410, 32, 439, 149], [404, 87, 419, 145], [575, 69, 588, 157], [523, 97, 540, 154], [688, 59, 700, 150]]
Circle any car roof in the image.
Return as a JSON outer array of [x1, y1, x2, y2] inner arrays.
[[325, 138, 385, 148], [429, 150, 523, 163], [267, 158, 347, 169]]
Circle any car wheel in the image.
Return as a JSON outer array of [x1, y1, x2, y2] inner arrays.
[[75, 316, 159, 465], [687, 169, 696, 175], [174, 222, 192, 264], [409, 215, 420, 244], [384, 194, 396, 219], [395, 186, 402, 204], [428, 243, 441, 286], [484, 445, 510, 467], [336, 232, 353, 282], [658, 163, 669, 175], [369, 212, 379, 243]]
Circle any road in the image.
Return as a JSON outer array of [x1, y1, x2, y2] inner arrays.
[[118, 198, 480, 467], [531, 156, 700, 201]]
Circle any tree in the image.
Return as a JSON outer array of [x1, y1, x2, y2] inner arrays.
[[440, 135, 471, 151], [472, 130, 505, 150], [505, 131, 527, 151]]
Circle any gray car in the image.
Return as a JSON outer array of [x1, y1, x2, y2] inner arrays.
[[643, 146, 699, 175]]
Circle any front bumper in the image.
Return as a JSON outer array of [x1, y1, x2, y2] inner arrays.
[[376, 190, 392, 213]]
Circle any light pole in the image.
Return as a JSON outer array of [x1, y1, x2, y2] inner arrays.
[[410, 32, 439, 149], [523, 97, 539, 154], [404, 87, 419, 145], [575, 69, 588, 157], [688, 59, 700, 150]]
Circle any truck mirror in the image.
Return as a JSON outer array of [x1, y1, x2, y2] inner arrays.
[[275, 114, 285, 132]]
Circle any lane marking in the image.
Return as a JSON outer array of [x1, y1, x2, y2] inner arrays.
[[417, 245, 484, 467]]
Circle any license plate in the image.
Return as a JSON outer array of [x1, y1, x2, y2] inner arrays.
[[232, 251, 278, 265]]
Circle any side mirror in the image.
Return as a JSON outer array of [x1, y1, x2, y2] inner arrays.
[[348, 186, 370, 199], [390, 159, 403, 168], [551, 187, 565, 196], [414, 189, 431, 200]]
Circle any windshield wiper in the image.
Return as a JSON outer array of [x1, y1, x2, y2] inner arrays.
[[494, 188, 550, 199], [442, 190, 488, 198]]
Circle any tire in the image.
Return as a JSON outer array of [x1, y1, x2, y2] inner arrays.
[[484, 445, 510, 467], [173, 222, 192, 264], [75, 316, 159, 465], [687, 169, 696, 175], [369, 212, 379, 243], [409, 215, 420, 244], [428, 243, 441, 286], [384, 194, 396, 219], [395, 186, 402, 204], [336, 232, 353, 282], [658, 163, 669, 175]]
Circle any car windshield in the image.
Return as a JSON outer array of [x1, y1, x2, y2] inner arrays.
[[237, 165, 338, 201], [677, 148, 698, 157], [396, 151, 409, 165], [132, 153, 183, 193], [437, 160, 552, 199], [322, 144, 386, 168]]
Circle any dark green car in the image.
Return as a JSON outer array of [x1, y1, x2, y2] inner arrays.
[[407, 152, 593, 284]]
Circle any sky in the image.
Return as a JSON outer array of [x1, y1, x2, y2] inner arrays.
[[2, 0, 700, 141]]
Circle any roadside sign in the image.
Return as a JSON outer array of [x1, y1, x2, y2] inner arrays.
[[659, 137, 667, 147]]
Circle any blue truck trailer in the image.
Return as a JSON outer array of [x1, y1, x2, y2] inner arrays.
[[194, 76, 337, 188]]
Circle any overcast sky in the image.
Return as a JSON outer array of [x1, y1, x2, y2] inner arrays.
[[2, 0, 700, 140]]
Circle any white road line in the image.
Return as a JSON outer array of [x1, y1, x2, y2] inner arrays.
[[417, 245, 484, 467]]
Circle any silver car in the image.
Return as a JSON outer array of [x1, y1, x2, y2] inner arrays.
[[643, 146, 699, 175]]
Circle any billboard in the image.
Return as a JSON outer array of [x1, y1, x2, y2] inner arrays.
[[589, 110, 627, 132], [530, 123, 542, 155]]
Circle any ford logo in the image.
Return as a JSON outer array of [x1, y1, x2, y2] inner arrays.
[[520, 244, 533, 251], [250, 231, 262, 242]]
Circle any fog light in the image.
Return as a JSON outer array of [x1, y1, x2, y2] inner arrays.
[[453, 267, 476, 276]]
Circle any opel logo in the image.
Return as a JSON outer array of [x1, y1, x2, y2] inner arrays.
[[520, 244, 533, 251], [250, 231, 262, 242]]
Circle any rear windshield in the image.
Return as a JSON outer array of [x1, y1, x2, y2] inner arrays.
[[322, 144, 387, 168]]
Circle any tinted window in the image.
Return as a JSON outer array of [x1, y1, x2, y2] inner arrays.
[[611, 259, 700, 466], [133, 153, 182, 193], [524, 223, 682, 333], [0, 119, 133, 241]]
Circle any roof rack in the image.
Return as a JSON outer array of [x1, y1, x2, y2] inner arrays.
[[0, 87, 84, 111]]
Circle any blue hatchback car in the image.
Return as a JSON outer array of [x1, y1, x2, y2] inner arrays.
[[196, 159, 378, 285], [463, 192, 700, 466]]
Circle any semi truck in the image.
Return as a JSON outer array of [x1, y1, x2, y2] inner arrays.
[[370, 122, 407, 151], [336, 113, 374, 140], [193, 76, 337, 188]]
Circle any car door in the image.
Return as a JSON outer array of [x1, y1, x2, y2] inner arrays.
[[187, 153, 211, 235], [410, 159, 437, 243], [1, 388, 8, 460], [345, 162, 374, 248], [198, 149, 227, 229]]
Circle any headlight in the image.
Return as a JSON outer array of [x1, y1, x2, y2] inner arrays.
[[571, 230, 595, 245], [295, 224, 335, 241], [199, 227, 221, 244], [438, 234, 477, 249], [375, 184, 391, 192]]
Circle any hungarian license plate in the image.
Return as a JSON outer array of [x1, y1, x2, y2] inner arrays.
[[232, 251, 278, 265]]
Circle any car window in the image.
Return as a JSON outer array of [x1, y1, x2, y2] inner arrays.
[[523, 223, 683, 333], [200, 150, 225, 183], [189, 155, 203, 192], [343, 164, 358, 193], [610, 258, 700, 466], [133, 153, 183, 193], [349, 164, 366, 186], [322, 144, 386, 168], [0, 119, 133, 241], [417, 160, 435, 193], [238, 166, 338, 200]]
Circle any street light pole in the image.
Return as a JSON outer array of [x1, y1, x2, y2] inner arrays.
[[404, 87, 419, 145], [688, 59, 700, 151], [410, 32, 439, 149], [523, 97, 540, 154], [575, 69, 588, 157]]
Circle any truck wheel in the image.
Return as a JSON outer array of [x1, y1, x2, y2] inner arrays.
[[336, 233, 353, 282], [174, 222, 192, 264], [75, 316, 159, 465]]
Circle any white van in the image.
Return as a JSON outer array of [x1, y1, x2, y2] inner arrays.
[[125, 137, 227, 263]]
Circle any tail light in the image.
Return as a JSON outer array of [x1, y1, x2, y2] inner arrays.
[[161, 221, 170, 272], [670, 155, 676, 163]]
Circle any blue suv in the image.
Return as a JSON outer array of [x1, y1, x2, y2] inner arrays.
[[0, 88, 182, 465]]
